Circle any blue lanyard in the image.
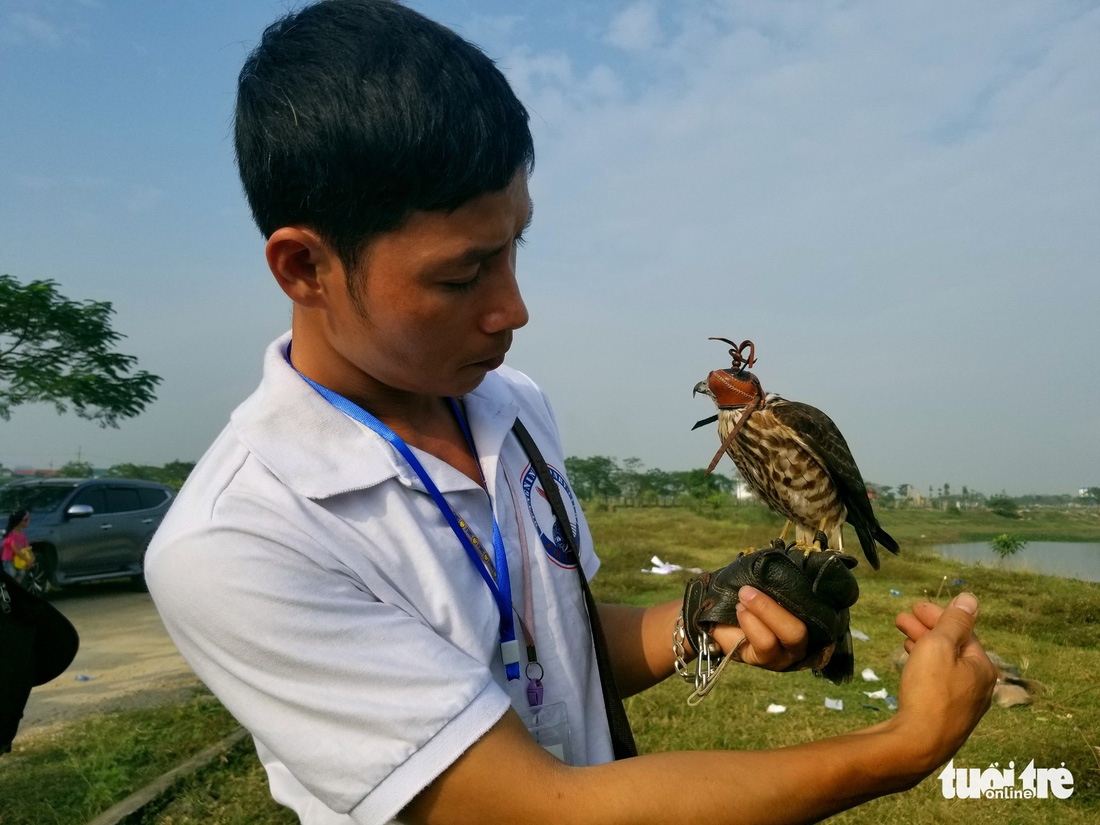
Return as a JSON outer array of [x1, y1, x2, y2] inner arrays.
[[289, 359, 521, 680]]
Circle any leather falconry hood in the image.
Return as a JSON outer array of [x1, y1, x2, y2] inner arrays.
[[693, 338, 765, 475], [705, 338, 764, 409]]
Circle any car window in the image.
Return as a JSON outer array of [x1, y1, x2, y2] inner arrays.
[[0, 484, 79, 514], [138, 488, 170, 509], [70, 487, 106, 513], [104, 487, 143, 514]]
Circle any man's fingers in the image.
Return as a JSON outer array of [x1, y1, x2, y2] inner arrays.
[[733, 586, 808, 667], [911, 600, 946, 628], [896, 601, 941, 642], [895, 612, 931, 642], [737, 586, 808, 650], [927, 593, 980, 647], [733, 602, 777, 664]]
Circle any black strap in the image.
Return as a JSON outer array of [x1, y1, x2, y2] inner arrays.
[[511, 419, 637, 760]]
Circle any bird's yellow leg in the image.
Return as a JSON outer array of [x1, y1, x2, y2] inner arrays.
[[807, 518, 830, 555], [778, 520, 793, 542]]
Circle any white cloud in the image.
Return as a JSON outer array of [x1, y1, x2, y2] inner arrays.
[[2, 12, 64, 48], [503, 0, 1100, 493], [606, 1, 662, 52]]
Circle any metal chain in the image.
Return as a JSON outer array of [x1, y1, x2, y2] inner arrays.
[[674, 615, 736, 704]]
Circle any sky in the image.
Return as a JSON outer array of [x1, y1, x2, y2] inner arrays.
[[1, 0, 1097, 497]]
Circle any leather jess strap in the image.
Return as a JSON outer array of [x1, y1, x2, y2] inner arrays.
[[511, 419, 637, 760]]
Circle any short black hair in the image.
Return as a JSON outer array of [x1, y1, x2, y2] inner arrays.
[[235, 0, 534, 274]]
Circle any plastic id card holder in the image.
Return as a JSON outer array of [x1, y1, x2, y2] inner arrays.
[[523, 701, 572, 763]]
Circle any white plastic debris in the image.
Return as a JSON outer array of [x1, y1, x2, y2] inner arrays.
[[861, 668, 881, 682], [864, 688, 888, 699], [851, 629, 870, 642], [795, 694, 806, 701], [825, 698, 844, 711], [766, 704, 787, 714], [640, 556, 681, 575], [640, 556, 702, 575]]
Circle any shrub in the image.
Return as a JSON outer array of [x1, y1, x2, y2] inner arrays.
[[990, 533, 1026, 558]]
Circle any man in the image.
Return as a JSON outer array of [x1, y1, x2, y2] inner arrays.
[[147, 2, 997, 823]]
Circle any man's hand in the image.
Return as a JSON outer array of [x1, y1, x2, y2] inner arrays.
[[711, 586, 809, 671], [891, 593, 998, 769]]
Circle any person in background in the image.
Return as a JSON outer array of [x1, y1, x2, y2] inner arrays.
[[2, 510, 33, 586]]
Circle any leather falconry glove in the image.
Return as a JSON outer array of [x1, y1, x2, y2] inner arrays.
[[682, 536, 860, 686]]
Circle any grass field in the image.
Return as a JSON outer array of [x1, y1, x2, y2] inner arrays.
[[1, 504, 1097, 824]]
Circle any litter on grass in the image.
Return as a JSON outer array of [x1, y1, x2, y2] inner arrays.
[[851, 629, 870, 642], [640, 556, 703, 575], [766, 704, 787, 714], [825, 698, 844, 711], [864, 688, 888, 699], [861, 668, 881, 682]]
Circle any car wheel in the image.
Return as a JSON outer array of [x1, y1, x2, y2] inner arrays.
[[23, 548, 54, 597], [131, 538, 152, 592]]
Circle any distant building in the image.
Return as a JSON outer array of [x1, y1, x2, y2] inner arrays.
[[732, 477, 757, 502], [12, 468, 60, 478]]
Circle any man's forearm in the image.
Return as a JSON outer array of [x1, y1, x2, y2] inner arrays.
[[405, 709, 936, 825], [597, 601, 684, 697]]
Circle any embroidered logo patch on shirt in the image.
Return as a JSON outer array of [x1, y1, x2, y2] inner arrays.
[[520, 462, 581, 568]]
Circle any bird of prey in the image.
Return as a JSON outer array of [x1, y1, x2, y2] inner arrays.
[[693, 338, 899, 570]]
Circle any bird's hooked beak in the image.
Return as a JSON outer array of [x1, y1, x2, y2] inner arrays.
[[692, 379, 719, 430]]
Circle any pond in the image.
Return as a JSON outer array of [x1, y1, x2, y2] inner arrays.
[[932, 541, 1100, 583]]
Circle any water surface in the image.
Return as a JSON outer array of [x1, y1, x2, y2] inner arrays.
[[932, 541, 1100, 583]]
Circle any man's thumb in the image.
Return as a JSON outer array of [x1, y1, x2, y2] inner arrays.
[[933, 592, 979, 642]]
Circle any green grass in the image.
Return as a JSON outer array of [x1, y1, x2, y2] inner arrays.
[[2, 506, 1098, 823], [0, 691, 241, 825]]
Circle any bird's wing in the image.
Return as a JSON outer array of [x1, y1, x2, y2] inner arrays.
[[769, 399, 897, 568]]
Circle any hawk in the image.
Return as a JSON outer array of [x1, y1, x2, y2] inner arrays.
[[693, 338, 898, 570]]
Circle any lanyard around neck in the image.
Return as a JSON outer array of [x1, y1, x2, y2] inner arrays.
[[287, 354, 521, 680]]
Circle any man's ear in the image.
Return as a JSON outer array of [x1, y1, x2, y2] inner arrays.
[[266, 227, 345, 309]]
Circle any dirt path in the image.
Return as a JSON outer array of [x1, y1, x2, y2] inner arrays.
[[20, 582, 201, 735]]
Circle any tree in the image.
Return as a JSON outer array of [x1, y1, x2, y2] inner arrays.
[[0, 275, 161, 426], [107, 460, 195, 490], [987, 493, 1019, 519], [563, 456, 621, 502], [1084, 487, 1100, 507], [57, 460, 94, 478]]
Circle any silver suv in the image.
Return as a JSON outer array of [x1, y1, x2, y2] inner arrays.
[[0, 478, 174, 595]]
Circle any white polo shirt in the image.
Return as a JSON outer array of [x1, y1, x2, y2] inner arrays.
[[146, 333, 614, 825]]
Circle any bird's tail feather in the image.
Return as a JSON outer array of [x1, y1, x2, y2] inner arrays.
[[875, 524, 900, 555]]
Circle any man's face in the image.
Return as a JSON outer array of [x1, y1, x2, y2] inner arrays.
[[324, 171, 532, 402]]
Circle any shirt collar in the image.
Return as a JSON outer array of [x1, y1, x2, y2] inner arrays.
[[230, 333, 520, 500]]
